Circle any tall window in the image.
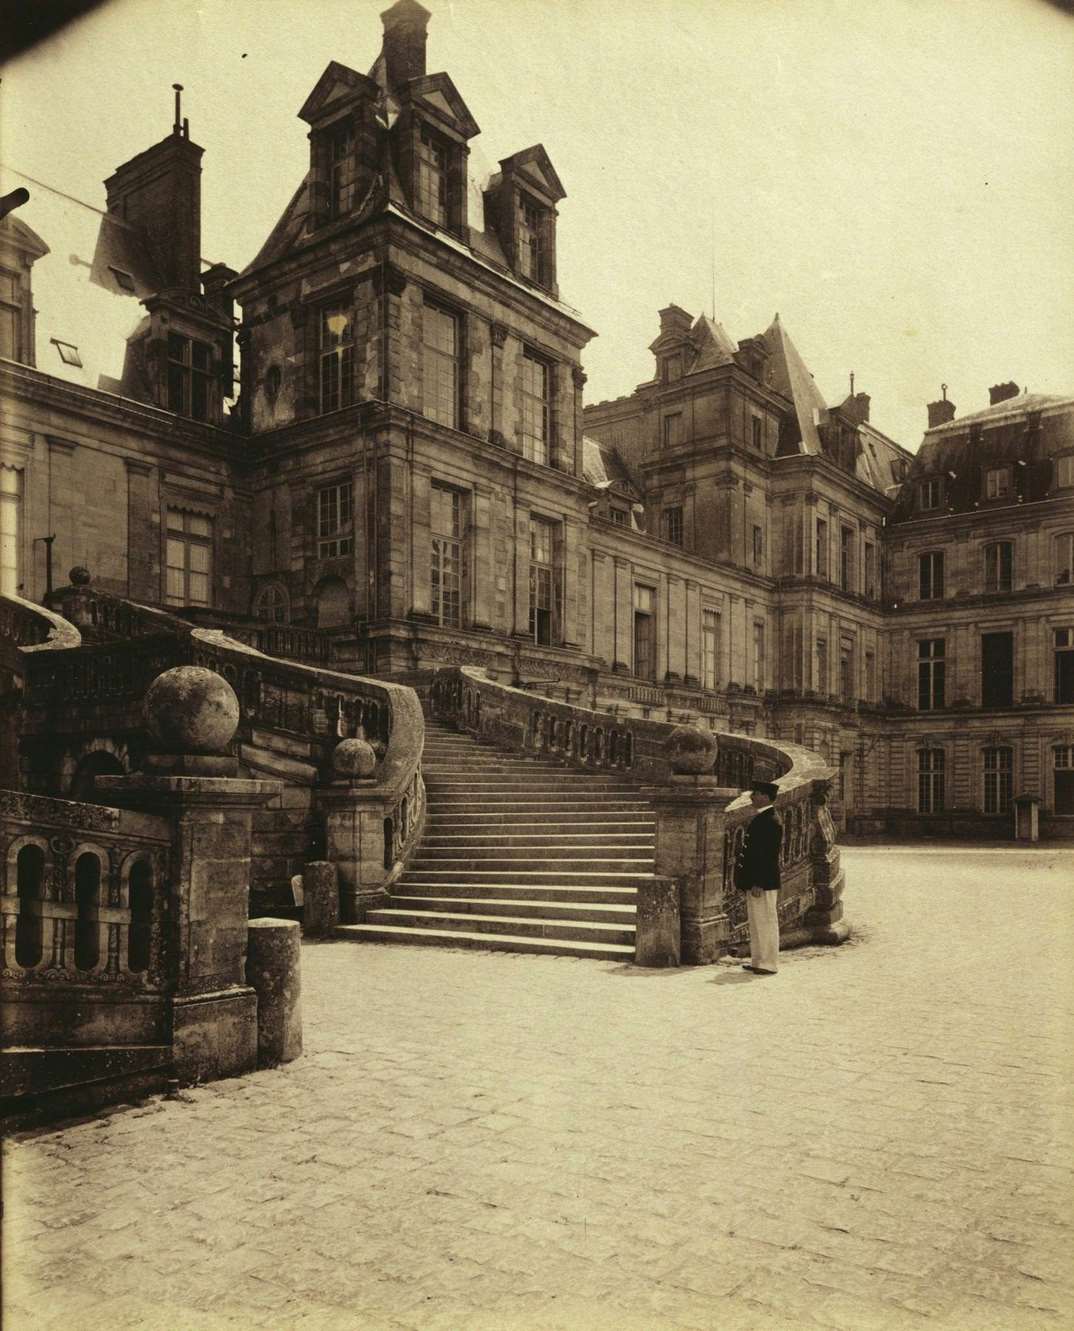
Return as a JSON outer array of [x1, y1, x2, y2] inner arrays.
[[983, 748, 1013, 815], [918, 638, 945, 711], [981, 631, 1014, 707], [0, 267, 21, 360], [662, 413, 683, 449], [167, 333, 212, 421], [319, 306, 354, 414], [984, 541, 1013, 592], [753, 620, 766, 693], [839, 634, 855, 703], [1055, 532, 1073, 586], [328, 121, 357, 217], [864, 541, 876, 599], [1056, 456, 1074, 489], [702, 609, 720, 690], [521, 351, 551, 465], [985, 466, 1011, 500], [815, 519, 828, 579], [416, 127, 449, 227], [918, 749, 945, 813], [1, 465, 21, 596], [840, 526, 855, 592], [752, 525, 764, 568], [1055, 746, 1074, 815], [529, 516, 561, 646], [610, 506, 628, 527], [815, 637, 828, 694], [919, 550, 945, 600], [517, 195, 548, 285], [662, 506, 683, 547], [431, 483, 465, 628], [165, 509, 212, 607], [317, 481, 353, 559], [1055, 628, 1074, 704], [751, 416, 763, 450], [633, 585, 656, 680], [422, 301, 459, 429]]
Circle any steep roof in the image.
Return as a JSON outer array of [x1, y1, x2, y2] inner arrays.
[[925, 392, 1070, 435], [582, 436, 639, 496], [763, 314, 828, 455], [690, 314, 737, 371]]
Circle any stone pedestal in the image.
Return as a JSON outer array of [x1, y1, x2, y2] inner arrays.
[[246, 919, 302, 1067], [302, 861, 340, 935], [646, 776, 740, 965], [318, 783, 390, 922], [803, 788, 850, 944], [100, 770, 283, 1084], [634, 875, 680, 967]]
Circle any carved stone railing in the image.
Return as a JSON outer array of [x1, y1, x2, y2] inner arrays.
[[1, 790, 170, 1004], [21, 586, 426, 920], [174, 607, 339, 666], [431, 665, 846, 965], [1, 593, 83, 652]]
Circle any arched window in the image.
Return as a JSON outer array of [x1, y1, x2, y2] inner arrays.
[[74, 853, 100, 971], [128, 860, 153, 973], [314, 576, 350, 629], [70, 750, 125, 803], [253, 582, 289, 624], [14, 845, 45, 969]]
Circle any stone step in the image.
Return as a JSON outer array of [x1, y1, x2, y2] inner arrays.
[[421, 832, 655, 848], [400, 867, 655, 886], [428, 797, 649, 811], [409, 854, 653, 873], [396, 881, 638, 904], [423, 779, 634, 792], [365, 908, 636, 946], [335, 923, 635, 960], [424, 816, 655, 830], [389, 894, 638, 924], [412, 846, 652, 867]]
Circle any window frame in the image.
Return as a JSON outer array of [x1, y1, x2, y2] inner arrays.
[[662, 505, 684, 547], [702, 608, 720, 691], [1054, 531, 1073, 587], [416, 124, 450, 228], [919, 549, 945, 600], [1055, 627, 1074, 705], [516, 191, 550, 287], [520, 348, 552, 466], [983, 540, 1014, 593], [918, 478, 943, 512], [528, 514, 562, 646], [328, 119, 357, 219], [167, 331, 213, 422], [984, 465, 1012, 501], [917, 637, 946, 711], [318, 303, 355, 416], [165, 507, 213, 608], [840, 525, 855, 593], [983, 747, 1013, 815], [316, 479, 354, 560], [430, 482, 466, 628], [421, 298, 460, 430], [815, 518, 829, 579], [1055, 455, 1074, 490], [917, 748, 945, 814], [0, 464, 23, 596]]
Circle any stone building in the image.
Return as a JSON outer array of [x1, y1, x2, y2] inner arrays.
[[1, 0, 1072, 837]]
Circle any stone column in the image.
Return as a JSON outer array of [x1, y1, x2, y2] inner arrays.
[[317, 737, 390, 922], [98, 667, 282, 1088], [613, 557, 632, 672]]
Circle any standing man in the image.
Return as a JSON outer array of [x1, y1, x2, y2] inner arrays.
[[735, 781, 783, 974]]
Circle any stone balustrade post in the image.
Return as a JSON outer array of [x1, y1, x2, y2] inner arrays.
[[802, 782, 849, 944], [98, 666, 282, 1086], [640, 726, 740, 966], [317, 737, 389, 923]]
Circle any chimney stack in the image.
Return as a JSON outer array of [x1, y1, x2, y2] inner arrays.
[[380, 0, 431, 89], [988, 381, 1020, 406], [927, 385, 956, 429], [104, 103, 203, 292], [657, 305, 694, 338]]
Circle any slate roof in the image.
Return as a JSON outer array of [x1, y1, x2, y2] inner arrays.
[[690, 314, 737, 371], [582, 435, 639, 497], [763, 314, 828, 456]]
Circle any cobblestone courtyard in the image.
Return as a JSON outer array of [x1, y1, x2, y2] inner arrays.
[[3, 847, 1073, 1331]]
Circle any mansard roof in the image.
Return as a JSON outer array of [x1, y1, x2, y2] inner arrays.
[[583, 435, 640, 497]]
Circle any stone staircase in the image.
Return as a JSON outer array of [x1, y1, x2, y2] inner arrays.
[[339, 719, 655, 959]]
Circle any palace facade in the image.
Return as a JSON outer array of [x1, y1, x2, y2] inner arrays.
[[2, 0, 1072, 836]]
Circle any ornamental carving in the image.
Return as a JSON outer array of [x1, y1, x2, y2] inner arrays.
[[0, 791, 119, 832]]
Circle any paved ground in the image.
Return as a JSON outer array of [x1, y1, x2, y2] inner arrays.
[[3, 846, 1073, 1331]]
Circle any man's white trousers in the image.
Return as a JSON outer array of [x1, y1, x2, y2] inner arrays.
[[746, 889, 780, 973]]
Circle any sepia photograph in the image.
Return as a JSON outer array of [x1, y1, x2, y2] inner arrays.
[[1, 1, 1072, 1328]]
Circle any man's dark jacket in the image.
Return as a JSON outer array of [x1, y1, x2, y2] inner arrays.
[[735, 806, 783, 891]]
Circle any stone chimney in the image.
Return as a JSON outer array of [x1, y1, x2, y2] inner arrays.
[[380, 0, 431, 89], [657, 305, 694, 339], [104, 124, 203, 293], [841, 391, 871, 425], [989, 381, 1020, 406], [927, 389, 956, 429]]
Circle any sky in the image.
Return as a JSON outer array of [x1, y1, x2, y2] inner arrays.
[[2, 0, 1072, 450]]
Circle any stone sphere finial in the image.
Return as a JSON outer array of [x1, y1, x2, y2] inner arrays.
[[69, 566, 92, 586], [332, 737, 377, 780], [665, 724, 717, 775], [144, 666, 240, 754]]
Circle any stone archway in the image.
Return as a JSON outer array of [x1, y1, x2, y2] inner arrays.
[[313, 576, 351, 629]]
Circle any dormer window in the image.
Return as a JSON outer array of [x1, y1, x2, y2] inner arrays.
[[985, 466, 1011, 500], [167, 333, 213, 421], [517, 194, 549, 287], [329, 121, 357, 218], [0, 268, 22, 360], [417, 126, 449, 228], [918, 478, 943, 511], [51, 338, 82, 368]]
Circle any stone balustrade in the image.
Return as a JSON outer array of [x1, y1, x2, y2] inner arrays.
[[431, 665, 847, 965]]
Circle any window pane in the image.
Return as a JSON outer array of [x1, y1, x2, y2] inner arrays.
[[187, 573, 209, 605], [188, 514, 211, 538], [188, 544, 210, 574]]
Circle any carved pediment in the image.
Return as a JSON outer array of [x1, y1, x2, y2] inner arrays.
[[408, 72, 479, 139], [298, 61, 378, 125], [499, 144, 566, 203]]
